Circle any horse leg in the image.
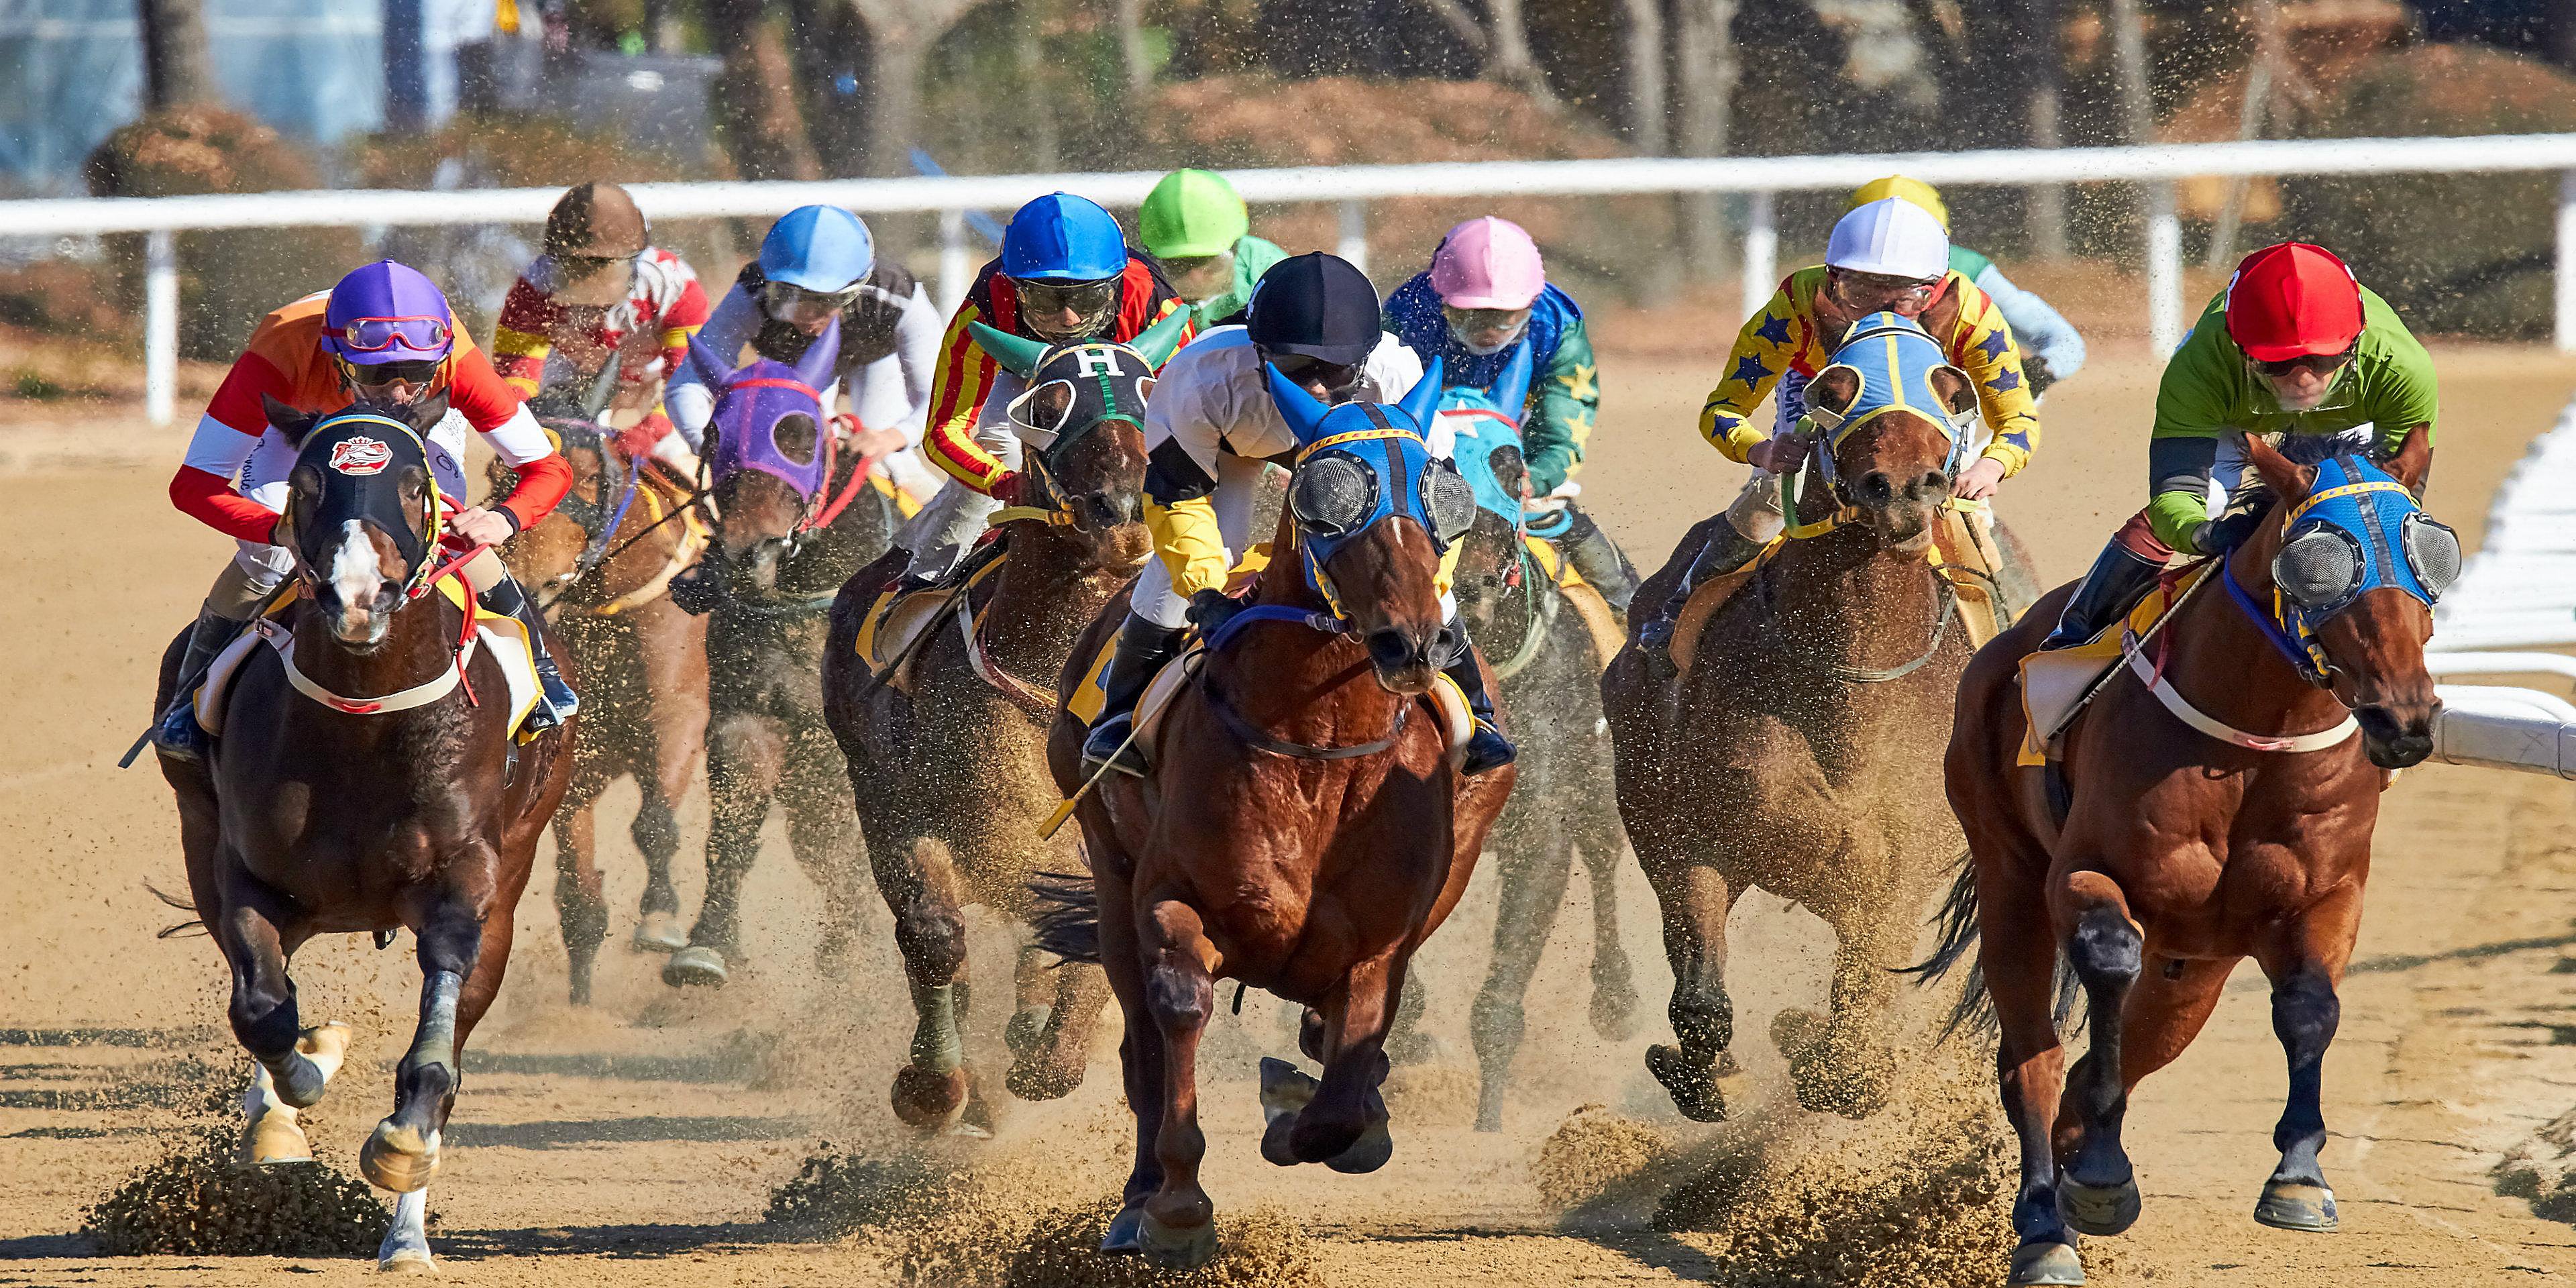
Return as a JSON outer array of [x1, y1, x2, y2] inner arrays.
[[1640, 854, 1743, 1122], [2251, 887, 2360, 1234], [671, 712, 783, 987], [873, 830, 974, 1130], [213, 888, 350, 1166], [629, 780, 686, 952], [551, 782, 608, 1006], [1134, 896, 1221, 1271], [1788, 898, 1909, 1119], [371, 893, 519, 1273], [1090, 853, 1167, 1256], [1012, 953, 1111, 1103], [1267, 951, 1401, 1174], [1578, 828, 1641, 1042], [634, 606, 707, 953], [1981, 863, 2083, 1287], [783, 722, 868, 981], [2051, 869, 2145, 1240], [1471, 808, 1574, 1132]]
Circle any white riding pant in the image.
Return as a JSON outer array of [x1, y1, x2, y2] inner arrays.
[[899, 423, 1021, 580], [2207, 425, 2376, 516]]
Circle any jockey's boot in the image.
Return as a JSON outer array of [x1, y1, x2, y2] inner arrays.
[[150, 606, 237, 763], [1638, 521, 1767, 654], [479, 575, 579, 729], [2039, 540, 2165, 652], [1554, 506, 1640, 614], [1081, 614, 1187, 777], [1440, 628, 1516, 775]]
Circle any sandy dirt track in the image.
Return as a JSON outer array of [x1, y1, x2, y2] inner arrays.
[[5, 334, 2576, 1285]]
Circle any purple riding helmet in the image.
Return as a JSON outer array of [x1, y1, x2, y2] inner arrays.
[[324, 261, 456, 366], [685, 317, 843, 503]]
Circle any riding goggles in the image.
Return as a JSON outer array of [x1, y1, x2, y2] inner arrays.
[[1017, 278, 1120, 331], [760, 280, 862, 325], [1827, 268, 1941, 314], [330, 316, 452, 354], [342, 356, 444, 387], [1260, 348, 1364, 402], [2253, 346, 2356, 378]]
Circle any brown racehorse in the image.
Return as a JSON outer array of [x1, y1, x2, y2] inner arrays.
[[822, 318, 1182, 1132], [1040, 366, 1511, 1271], [494, 418, 708, 1004], [154, 396, 574, 1272], [1603, 328, 1986, 1124], [1929, 429, 2443, 1287]]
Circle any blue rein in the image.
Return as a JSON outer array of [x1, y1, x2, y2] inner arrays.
[[2218, 552, 2325, 682], [1202, 602, 1346, 654]]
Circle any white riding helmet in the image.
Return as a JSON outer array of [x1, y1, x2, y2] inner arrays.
[[1827, 197, 1950, 280]]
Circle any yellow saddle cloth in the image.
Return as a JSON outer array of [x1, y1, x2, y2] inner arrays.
[[1519, 533, 1626, 671], [2015, 560, 2212, 766]]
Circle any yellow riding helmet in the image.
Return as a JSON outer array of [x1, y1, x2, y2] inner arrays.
[[1849, 176, 1951, 233]]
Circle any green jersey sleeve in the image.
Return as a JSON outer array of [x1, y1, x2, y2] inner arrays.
[[1524, 317, 1598, 495]]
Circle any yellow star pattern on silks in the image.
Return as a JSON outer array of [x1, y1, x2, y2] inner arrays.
[[1557, 362, 1597, 403]]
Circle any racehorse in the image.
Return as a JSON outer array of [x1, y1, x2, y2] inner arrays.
[[494, 416, 708, 1003], [1603, 311, 1992, 1122], [153, 395, 574, 1272], [822, 312, 1185, 1130], [1432, 351, 1638, 1132], [1929, 430, 2447, 1286], [663, 319, 902, 987], [1039, 360, 1512, 1270]]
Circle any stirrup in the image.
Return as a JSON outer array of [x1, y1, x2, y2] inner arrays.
[[1462, 721, 1516, 776], [151, 700, 211, 761], [1082, 712, 1148, 777]]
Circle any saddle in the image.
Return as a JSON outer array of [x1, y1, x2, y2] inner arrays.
[[1667, 502, 2006, 677], [851, 540, 1012, 698], [193, 581, 545, 743], [2014, 560, 2213, 767], [1518, 534, 1625, 670]]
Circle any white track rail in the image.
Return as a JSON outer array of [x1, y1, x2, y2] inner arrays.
[[2424, 388, 2576, 778]]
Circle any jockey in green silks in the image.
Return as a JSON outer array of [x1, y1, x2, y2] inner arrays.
[[1138, 168, 1289, 331]]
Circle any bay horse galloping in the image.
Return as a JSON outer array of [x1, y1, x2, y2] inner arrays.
[[1931, 430, 2447, 1286], [822, 312, 1185, 1130], [495, 417, 709, 1002], [1042, 362, 1511, 1270], [154, 396, 574, 1271], [664, 319, 900, 987], [1605, 311, 1992, 1122], [1435, 352, 1638, 1132]]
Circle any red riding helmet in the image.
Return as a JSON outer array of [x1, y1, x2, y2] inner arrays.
[[2224, 242, 2364, 362]]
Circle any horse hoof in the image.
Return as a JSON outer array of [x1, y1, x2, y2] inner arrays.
[[890, 1064, 969, 1130], [378, 1248, 437, 1275], [1004, 1006, 1052, 1058], [1258, 1057, 1321, 1120], [358, 1121, 441, 1193], [631, 912, 688, 953], [2253, 1181, 2339, 1232], [1644, 1044, 1727, 1123], [244, 1111, 313, 1167], [1004, 1054, 1081, 1102], [1136, 1211, 1218, 1271], [2057, 1175, 2141, 1237], [1770, 1008, 1827, 1059], [1099, 1205, 1146, 1255], [2008, 1240, 2085, 1285], [662, 946, 729, 988], [1325, 1117, 1394, 1175]]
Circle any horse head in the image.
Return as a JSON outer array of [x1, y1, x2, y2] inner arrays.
[[2241, 427, 2450, 769], [1268, 357, 1477, 695], [1432, 344, 1538, 635], [266, 391, 451, 649], [1804, 311, 1978, 553], [968, 307, 1187, 566], [687, 317, 839, 594], [493, 417, 619, 604]]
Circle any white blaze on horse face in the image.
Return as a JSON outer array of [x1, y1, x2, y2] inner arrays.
[[329, 519, 384, 633]]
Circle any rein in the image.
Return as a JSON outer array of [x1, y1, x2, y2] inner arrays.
[[274, 542, 492, 716], [1196, 604, 1412, 761], [1491, 540, 1558, 681]]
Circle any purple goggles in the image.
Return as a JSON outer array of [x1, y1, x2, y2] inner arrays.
[[688, 317, 842, 502]]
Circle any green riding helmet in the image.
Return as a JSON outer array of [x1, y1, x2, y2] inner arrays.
[[1139, 168, 1249, 261]]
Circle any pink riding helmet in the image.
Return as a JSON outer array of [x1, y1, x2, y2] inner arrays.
[[1428, 217, 1545, 311]]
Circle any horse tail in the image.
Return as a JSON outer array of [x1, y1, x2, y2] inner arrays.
[[144, 881, 206, 940], [1898, 850, 2082, 1042], [1028, 870, 1102, 965]]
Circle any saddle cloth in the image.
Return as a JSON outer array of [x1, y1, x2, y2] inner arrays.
[[852, 543, 1011, 696], [1519, 533, 1625, 670], [2015, 560, 2213, 767], [1668, 502, 2004, 677], [195, 580, 543, 741]]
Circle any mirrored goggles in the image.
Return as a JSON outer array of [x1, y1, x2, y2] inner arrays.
[[2253, 347, 2356, 378], [1260, 349, 1364, 400], [1016, 278, 1120, 324], [343, 356, 443, 386]]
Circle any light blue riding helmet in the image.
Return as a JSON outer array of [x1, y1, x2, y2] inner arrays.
[[758, 205, 875, 292]]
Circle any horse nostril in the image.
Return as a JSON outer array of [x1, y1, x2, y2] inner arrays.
[[1858, 472, 1895, 504], [1918, 470, 1948, 496], [1365, 629, 1416, 673]]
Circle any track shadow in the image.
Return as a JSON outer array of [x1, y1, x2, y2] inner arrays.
[[0, 1027, 216, 1049], [1568, 1228, 1720, 1282], [460, 1049, 757, 1085], [444, 1114, 809, 1149], [427, 1220, 798, 1260]]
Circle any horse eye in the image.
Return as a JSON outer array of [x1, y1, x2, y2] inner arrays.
[[2402, 514, 2461, 596], [2273, 529, 2361, 610], [1290, 453, 1375, 536]]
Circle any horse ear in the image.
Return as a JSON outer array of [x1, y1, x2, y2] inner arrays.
[[792, 315, 841, 391], [1491, 342, 1534, 420], [1932, 366, 1978, 417], [1131, 306, 1191, 370], [2386, 424, 2433, 496], [1807, 366, 1861, 417], [262, 394, 319, 445], [409, 389, 451, 434], [1397, 355, 1444, 433], [685, 330, 736, 388], [1264, 361, 1331, 446], [969, 321, 1049, 378], [2242, 431, 2312, 502]]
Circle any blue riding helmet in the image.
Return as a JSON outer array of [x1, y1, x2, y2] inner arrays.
[[1803, 310, 1978, 480], [1002, 193, 1128, 282], [1265, 356, 1477, 618], [2235, 451, 2460, 682], [759, 205, 875, 292]]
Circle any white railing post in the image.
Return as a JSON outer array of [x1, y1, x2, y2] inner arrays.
[[1741, 191, 1777, 319], [1337, 199, 1368, 274], [2146, 180, 2184, 354], [145, 229, 178, 428], [2557, 169, 2576, 353], [937, 209, 969, 316]]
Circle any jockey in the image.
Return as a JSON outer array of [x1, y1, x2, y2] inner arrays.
[[488, 181, 710, 457], [1138, 167, 1289, 329], [1638, 197, 2042, 652], [154, 260, 578, 759], [2039, 241, 2438, 650], [899, 191, 1192, 587], [664, 205, 948, 504], [1383, 216, 1638, 611], [1850, 176, 2088, 395], [1081, 252, 1515, 778]]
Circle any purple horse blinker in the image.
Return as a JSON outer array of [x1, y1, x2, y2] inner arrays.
[[688, 317, 842, 506]]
